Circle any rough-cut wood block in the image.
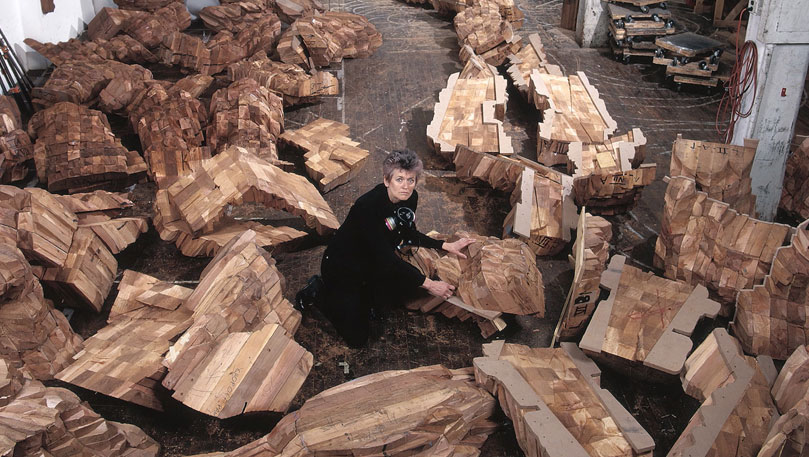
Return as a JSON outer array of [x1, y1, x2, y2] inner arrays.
[[670, 329, 778, 457], [453, 143, 524, 193], [114, 0, 177, 11], [758, 398, 809, 457], [124, 2, 191, 48], [671, 135, 758, 216], [208, 78, 284, 161], [279, 117, 369, 192], [433, 0, 523, 26], [654, 175, 793, 307], [0, 359, 159, 457], [474, 341, 655, 457], [200, 2, 265, 32], [780, 137, 809, 220], [157, 32, 211, 74], [506, 34, 563, 99], [454, 1, 521, 66], [24, 36, 156, 66], [532, 71, 617, 166], [579, 255, 720, 376], [28, 102, 142, 192], [271, 0, 325, 23], [426, 56, 512, 160], [31, 60, 153, 108], [80, 218, 147, 254], [159, 146, 339, 236], [277, 11, 382, 70], [87, 7, 144, 40], [187, 365, 495, 456], [228, 52, 338, 106], [0, 129, 34, 184], [771, 345, 809, 414], [54, 190, 133, 216], [555, 210, 612, 341], [733, 220, 809, 360], [57, 270, 195, 410], [14, 187, 77, 268], [681, 328, 744, 402]]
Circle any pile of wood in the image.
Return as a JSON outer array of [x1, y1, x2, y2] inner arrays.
[[607, 2, 675, 63], [0, 96, 33, 184], [506, 33, 563, 100], [271, 0, 326, 23], [454, 1, 521, 66], [780, 137, 809, 219], [580, 255, 720, 376], [653, 32, 724, 88], [87, 7, 147, 41], [427, 56, 513, 160], [114, 0, 176, 10], [208, 78, 284, 161], [124, 2, 192, 48], [568, 129, 657, 214], [279, 117, 369, 192], [156, 32, 212, 74], [671, 135, 758, 216], [654, 175, 793, 306], [733, 219, 809, 360], [228, 52, 338, 106], [199, 1, 267, 32], [30, 60, 153, 109], [188, 365, 496, 456], [27, 102, 146, 193], [277, 11, 382, 71], [554, 210, 612, 342], [153, 146, 336, 257], [432, 0, 523, 26], [675, 329, 778, 456], [24, 35, 157, 66], [0, 359, 160, 457], [474, 340, 655, 457]]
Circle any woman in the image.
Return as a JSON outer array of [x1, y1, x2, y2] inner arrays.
[[297, 149, 474, 347]]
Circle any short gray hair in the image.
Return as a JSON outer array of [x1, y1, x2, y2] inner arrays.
[[383, 149, 424, 182]]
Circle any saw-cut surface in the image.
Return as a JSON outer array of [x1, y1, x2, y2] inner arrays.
[[506, 33, 563, 99]]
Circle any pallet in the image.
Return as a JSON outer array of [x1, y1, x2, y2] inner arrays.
[[606, 2, 672, 20], [656, 32, 723, 57]]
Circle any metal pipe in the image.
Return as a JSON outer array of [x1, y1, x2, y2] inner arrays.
[[0, 27, 33, 91]]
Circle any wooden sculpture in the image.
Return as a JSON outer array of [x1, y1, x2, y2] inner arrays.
[[579, 255, 720, 376], [186, 365, 496, 456], [506, 33, 563, 99], [114, 0, 176, 10], [780, 137, 809, 220], [671, 135, 758, 216], [474, 340, 655, 457], [0, 359, 160, 457], [733, 219, 809, 360], [654, 176, 793, 306], [568, 129, 656, 215], [0, 96, 33, 184], [30, 60, 153, 109], [157, 32, 212, 74], [433, 0, 524, 27], [553, 210, 612, 342], [454, 2, 521, 66], [531, 70, 617, 167], [208, 78, 284, 161], [199, 2, 266, 32], [453, 143, 524, 193], [279, 117, 369, 192], [671, 329, 778, 457], [271, 0, 326, 23], [427, 55, 513, 160], [771, 345, 809, 414], [124, 2, 192, 48], [87, 7, 145, 41], [228, 52, 338, 106], [757, 399, 809, 457], [277, 11, 382, 70], [24, 36, 157, 66]]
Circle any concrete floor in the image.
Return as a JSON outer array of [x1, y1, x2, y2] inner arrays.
[[43, 0, 808, 455]]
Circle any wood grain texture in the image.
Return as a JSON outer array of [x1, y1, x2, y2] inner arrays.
[[506, 33, 563, 100], [24, 35, 157, 67], [0, 96, 33, 184], [771, 345, 809, 414], [757, 398, 809, 457], [123, 2, 192, 48], [454, 2, 520, 66], [780, 137, 809, 220]]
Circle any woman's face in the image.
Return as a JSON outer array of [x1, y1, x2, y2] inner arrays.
[[384, 168, 417, 203]]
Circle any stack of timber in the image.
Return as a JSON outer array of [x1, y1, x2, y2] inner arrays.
[[114, 0, 176, 10], [186, 365, 496, 456], [531, 70, 617, 167], [427, 55, 513, 160], [674, 328, 778, 457], [579, 255, 720, 376], [454, 1, 521, 66], [199, 1, 267, 32], [654, 175, 793, 306], [127, 78, 213, 186], [607, 2, 675, 64], [24, 36, 157, 66], [474, 340, 655, 457], [153, 146, 336, 257], [432, 0, 524, 28], [671, 135, 758, 216], [271, 0, 326, 23], [123, 2, 192, 48], [0, 96, 33, 184], [653, 32, 724, 88], [780, 137, 809, 220], [568, 128, 656, 214], [733, 219, 809, 360], [506, 33, 563, 100], [554, 210, 612, 342], [279, 117, 369, 192], [228, 52, 338, 106], [27, 101, 147, 193], [156, 32, 212, 74], [208, 78, 284, 161], [277, 11, 382, 71], [0, 358, 160, 457]]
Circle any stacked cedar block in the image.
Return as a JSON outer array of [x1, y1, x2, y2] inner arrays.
[[606, 1, 675, 64], [653, 32, 725, 89]]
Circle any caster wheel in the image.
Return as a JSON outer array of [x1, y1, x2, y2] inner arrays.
[[710, 54, 718, 64], [665, 20, 674, 28], [699, 61, 708, 70], [626, 36, 634, 43], [623, 55, 631, 64], [675, 82, 683, 92], [614, 19, 625, 28], [625, 14, 634, 23], [655, 48, 663, 58], [640, 5, 649, 13], [652, 13, 661, 22], [659, 2, 667, 8], [671, 56, 680, 66], [616, 39, 624, 47]]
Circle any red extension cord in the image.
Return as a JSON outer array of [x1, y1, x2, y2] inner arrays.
[[716, 8, 758, 144]]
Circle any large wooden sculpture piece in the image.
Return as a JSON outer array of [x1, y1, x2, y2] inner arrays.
[[579, 255, 720, 375], [532, 71, 617, 167], [272, 0, 326, 23], [757, 399, 809, 457], [506, 34, 562, 99], [114, 0, 176, 11], [671, 135, 758, 216], [279, 117, 369, 192], [427, 56, 512, 160], [199, 2, 266, 32], [454, 2, 520, 66], [733, 220, 809, 360], [780, 137, 809, 220], [474, 341, 655, 457], [771, 344, 809, 414], [654, 176, 793, 305], [188, 365, 496, 456], [671, 329, 778, 457], [24, 35, 157, 67], [0, 359, 160, 457], [228, 52, 338, 106], [0, 96, 33, 184]]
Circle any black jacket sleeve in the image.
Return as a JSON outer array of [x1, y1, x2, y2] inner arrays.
[[409, 192, 444, 251]]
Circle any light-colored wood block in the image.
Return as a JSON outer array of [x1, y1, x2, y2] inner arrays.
[[506, 33, 563, 99]]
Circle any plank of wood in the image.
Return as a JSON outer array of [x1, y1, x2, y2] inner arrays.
[[780, 137, 809, 219]]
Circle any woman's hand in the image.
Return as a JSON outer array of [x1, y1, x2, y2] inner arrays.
[[421, 277, 455, 300], [442, 237, 475, 259]]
